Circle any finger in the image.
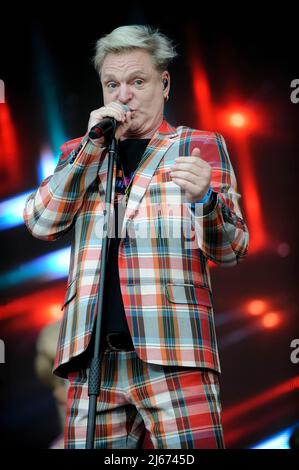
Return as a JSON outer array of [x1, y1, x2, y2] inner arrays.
[[108, 101, 127, 111], [170, 162, 203, 174], [170, 166, 202, 180], [171, 177, 199, 193], [107, 102, 128, 120], [170, 169, 205, 181], [93, 108, 122, 121], [191, 147, 201, 157], [174, 156, 206, 166], [114, 111, 133, 139], [119, 111, 132, 129], [170, 171, 202, 185], [124, 110, 132, 123], [99, 103, 125, 120], [105, 107, 125, 122]]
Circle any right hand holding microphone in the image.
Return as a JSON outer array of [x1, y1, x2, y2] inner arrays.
[[87, 102, 132, 145]]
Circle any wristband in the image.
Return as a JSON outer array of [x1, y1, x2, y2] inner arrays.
[[190, 186, 213, 208]]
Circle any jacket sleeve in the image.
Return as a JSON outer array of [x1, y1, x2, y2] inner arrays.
[[188, 132, 249, 266], [23, 135, 105, 241]]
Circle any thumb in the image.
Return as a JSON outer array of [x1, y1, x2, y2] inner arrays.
[[191, 147, 201, 157]]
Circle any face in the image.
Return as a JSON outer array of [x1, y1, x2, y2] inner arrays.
[[100, 49, 169, 138]]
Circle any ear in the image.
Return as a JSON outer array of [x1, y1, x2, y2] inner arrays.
[[162, 71, 170, 97]]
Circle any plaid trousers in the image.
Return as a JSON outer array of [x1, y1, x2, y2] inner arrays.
[[65, 348, 225, 449]]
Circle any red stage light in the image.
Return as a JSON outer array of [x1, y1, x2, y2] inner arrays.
[[45, 304, 63, 321], [262, 312, 281, 329], [216, 105, 260, 135], [190, 56, 215, 130], [223, 375, 299, 425], [247, 299, 267, 316], [0, 284, 65, 333], [230, 112, 247, 128], [0, 102, 20, 195]]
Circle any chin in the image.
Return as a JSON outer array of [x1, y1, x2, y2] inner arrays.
[[127, 121, 142, 135], [129, 118, 139, 129]]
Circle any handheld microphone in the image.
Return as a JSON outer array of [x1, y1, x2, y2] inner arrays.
[[88, 104, 130, 140]]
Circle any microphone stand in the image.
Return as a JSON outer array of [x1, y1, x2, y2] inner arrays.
[[86, 123, 117, 449]]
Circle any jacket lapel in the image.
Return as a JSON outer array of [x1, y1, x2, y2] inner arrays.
[[121, 120, 178, 231], [96, 120, 179, 231]]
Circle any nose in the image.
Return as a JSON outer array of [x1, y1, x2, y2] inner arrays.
[[117, 84, 133, 104]]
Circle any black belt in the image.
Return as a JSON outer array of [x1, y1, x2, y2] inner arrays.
[[105, 332, 135, 351]]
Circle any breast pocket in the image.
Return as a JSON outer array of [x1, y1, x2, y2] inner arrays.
[[165, 283, 212, 307]]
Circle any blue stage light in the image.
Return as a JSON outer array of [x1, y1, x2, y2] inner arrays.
[[250, 425, 298, 449], [0, 247, 70, 289], [0, 191, 33, 230]]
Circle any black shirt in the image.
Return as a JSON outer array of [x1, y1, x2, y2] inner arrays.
[[101, 138, 150, 336]]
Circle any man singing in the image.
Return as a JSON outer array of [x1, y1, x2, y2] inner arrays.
[[24, 25, 249, 449]]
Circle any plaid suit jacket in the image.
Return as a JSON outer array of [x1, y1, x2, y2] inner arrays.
[[24, 120, 249, 377]]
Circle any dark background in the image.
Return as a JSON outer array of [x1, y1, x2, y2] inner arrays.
[[0, 4, 298, 449]]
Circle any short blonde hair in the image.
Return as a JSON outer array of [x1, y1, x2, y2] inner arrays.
[[93, 25, 178, 75]]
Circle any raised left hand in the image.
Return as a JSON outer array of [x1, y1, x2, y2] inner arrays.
[[169, 147, 212, 203]]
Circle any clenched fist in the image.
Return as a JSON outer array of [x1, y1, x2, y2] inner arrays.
[[87, 102, 132, 144]]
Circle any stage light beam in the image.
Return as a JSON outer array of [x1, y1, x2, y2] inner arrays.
[[262, 312, 281, 329], [247, 299, 267, 316], [230, 112, 247, 128]]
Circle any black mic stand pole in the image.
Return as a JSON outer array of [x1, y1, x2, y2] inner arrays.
[[86, 122, 117, 449]]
